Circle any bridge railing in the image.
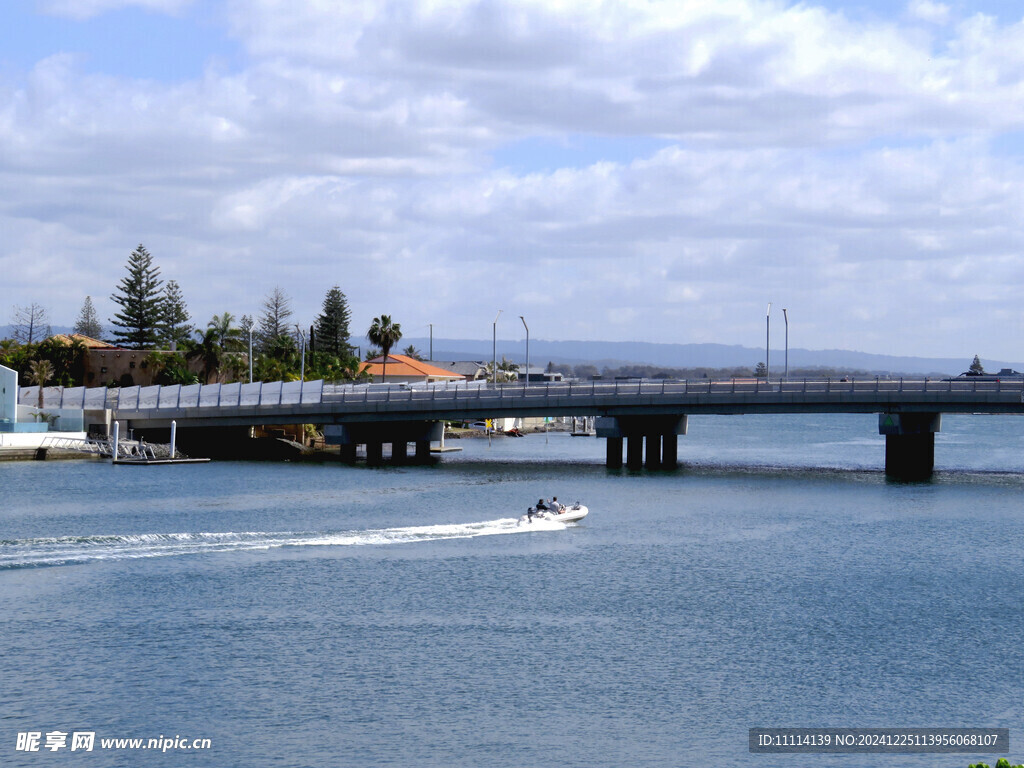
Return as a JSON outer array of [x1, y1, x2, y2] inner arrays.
[[19, 380, 327, 410], [319, 376, 1024, 404], [22, 376, 1024, 414]]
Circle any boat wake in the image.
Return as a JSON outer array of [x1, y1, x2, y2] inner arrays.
[[0, 517, 569, 569]]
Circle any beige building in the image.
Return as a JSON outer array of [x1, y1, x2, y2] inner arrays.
[[51, 334, 203, 387]]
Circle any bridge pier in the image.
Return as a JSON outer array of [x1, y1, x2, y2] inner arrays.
[[879, 413, 940, 480], [366, 441, 384, 466], [597, 416, 686, 470], [324, 421, 443, 466], [392, 441, 408, 464], [606, 437, 623, 468], [624, 435, 641, 469], [415, 440, 431, 463], [662, 432, 678, 469], [644, 434, 661, 469]]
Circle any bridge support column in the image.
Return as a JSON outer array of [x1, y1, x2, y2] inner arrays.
[[597, 416, 687, 470], [366, 441, 383, 466], [644, 434, 661, 469], [325, 421, 443, 465], [415, 440, 431, 463], [626, 436, 643, 469], [392, 441, 408, 464], [606, 437, 623, 468], [879, 413, 940, 480], [661, 433, 678, 469]]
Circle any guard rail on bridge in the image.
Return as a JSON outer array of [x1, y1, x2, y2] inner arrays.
[[319, 377, 1024, 404], [20, 377, 1024, 414]]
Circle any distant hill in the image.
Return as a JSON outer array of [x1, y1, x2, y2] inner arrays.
[[2, 325, 1015, 376], [405, 337, 1020, 377], [0, 324, 73, 343]]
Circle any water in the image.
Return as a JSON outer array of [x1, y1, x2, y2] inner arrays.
[[2, 414, 1023, 767]]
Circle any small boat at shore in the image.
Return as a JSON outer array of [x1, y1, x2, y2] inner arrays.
[[517, 503, 589, 526]]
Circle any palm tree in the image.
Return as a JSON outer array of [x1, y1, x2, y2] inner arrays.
[[187, 328, 224, 384], [484, 356, 518, 383], [367, 315, 402, 381], [28, 359, 53, 409], [208, 312, 243, 351]]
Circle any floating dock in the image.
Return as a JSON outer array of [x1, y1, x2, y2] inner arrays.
[[112, 456, 210, 465], [108, 420, 209, 465]]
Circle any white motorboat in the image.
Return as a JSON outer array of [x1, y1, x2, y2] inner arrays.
[[517, 503, 589, 526]]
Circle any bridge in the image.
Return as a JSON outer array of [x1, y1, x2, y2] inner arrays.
[[20, 377, 1024, 478]]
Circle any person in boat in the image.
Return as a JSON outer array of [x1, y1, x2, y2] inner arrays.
[[536, 498, 550, 513], [550, 497, 564, 514]]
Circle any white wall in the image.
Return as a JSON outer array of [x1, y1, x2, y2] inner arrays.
[[0, 365, 16, 422]]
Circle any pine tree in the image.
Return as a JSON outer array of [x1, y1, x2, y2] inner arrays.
[[256, 287, 293, 353], [159, 280, 192, 348], [109, 244, 164, 349], [73, 296, 102, 339], [968, 355, 986, 375], [314, 286, 352, 358]]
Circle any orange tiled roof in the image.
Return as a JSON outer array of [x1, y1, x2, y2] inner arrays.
[[360, 354, 464, 379]]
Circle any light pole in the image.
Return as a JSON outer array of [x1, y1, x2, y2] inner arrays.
[[765, 302, 771, 381], [295, 324, 306, 382], [492, 310, 502, 385], [247, 321, 255, 384], [782, 308, 789, 382], [429, 323, 433, 361], [519, 315, 529, 387]]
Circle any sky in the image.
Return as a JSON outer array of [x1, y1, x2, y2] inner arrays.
[[4, 0, 1024, 361]]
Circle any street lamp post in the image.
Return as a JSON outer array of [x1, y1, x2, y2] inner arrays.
[[295, 325, 306, 395], [519, 315, 529, 387], [782, 308, 789, 382], [492, 310, 502, 386], [429, 323, 433, 361], [766, 303, 772, 381], [247, 321, 255, 384]]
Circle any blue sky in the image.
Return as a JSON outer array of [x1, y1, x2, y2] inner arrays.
[[5, 0, 1024, 361], [0, 3, 239, 81]]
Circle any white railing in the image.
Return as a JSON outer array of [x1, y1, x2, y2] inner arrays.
[[19, 376, 1024, 413], [39, 435, 106, 454], [19, 380, 325, 410], [318, 376, 1024, 404], [37, 435, 174, 459]]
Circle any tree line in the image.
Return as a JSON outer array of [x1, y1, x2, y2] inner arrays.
[[3, 243, 409, 388]]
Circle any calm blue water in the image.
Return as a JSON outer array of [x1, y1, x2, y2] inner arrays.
[[2, 414, 1023, 767]]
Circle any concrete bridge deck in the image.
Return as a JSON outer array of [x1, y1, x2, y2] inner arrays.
[[24, 377, 1024, 424], [20, 378, 1024, 477]]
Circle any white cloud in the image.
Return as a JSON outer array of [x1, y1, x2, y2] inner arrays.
[[36, 0, 194, 20], [907, 0, 951, 25], [5, 0, 1024, 361]]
